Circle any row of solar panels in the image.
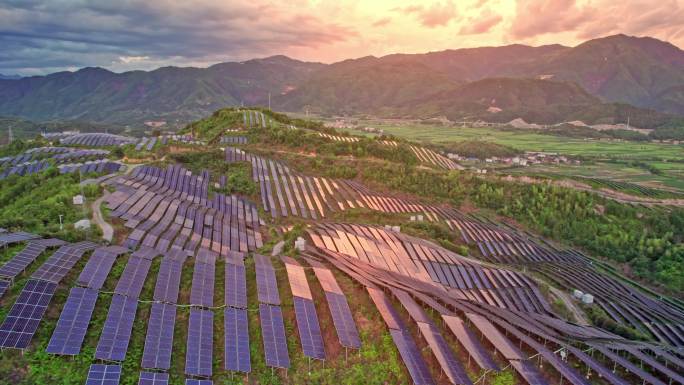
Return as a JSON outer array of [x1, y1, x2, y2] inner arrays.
[[0, 159, 122, 180], [219, 136, 247, 144], [135, 137, 158, 152], [242, 110, 267, 129], [60, 133, 137, 147]]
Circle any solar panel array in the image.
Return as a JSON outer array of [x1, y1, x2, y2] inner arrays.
[[259, 303, 290, 369], [58, 160, 122, 175], [254, 254, 280, 305], [224, 252, 247, 308], [153, 252, 186, 304], [282, 257, 325, 360], [138, 371, 169, 385], [224, 307, 250, 373], [61, 132, 137, 147], [0, 279, 57, 349], [105, 164, 263, 254], [292, 297, 325, 360], [307, 258, 360, 349], [46, 287, 99, 355], [219, 136, 247, 144], [189, 249, 216, 307], [31, 241, 99, 283], [0, 231, 40, 247], [185, 308, 214, 377], [114, 255, 152, 298], [95, 294, 138, 361], [78, 246, 129, 290], [185, 379, 213, 385], [0, 240, 54, 279], [142, 303, 177, 370], [86, 364, 121, 385]]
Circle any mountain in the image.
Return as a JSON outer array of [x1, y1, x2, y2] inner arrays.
[[0, 56, 322, 125], [0, 74, 20, 80], [1, 34, 684, 134]]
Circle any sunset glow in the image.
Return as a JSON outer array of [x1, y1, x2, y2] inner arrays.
[[1, 0, 683, 75]]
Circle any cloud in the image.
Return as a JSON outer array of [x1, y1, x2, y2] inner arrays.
[[459, 11, 502, 35], [394, 1, 457, 28], [508, 0, 684, 46], [509, 0, 592, 39], [372, 17, 391, 27], [0, 0, 354, 75]]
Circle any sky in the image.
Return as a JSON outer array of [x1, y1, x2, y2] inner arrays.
[[1, 0, 683, 76]]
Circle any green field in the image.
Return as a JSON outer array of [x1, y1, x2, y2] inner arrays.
[[342, 123, 684, 161]]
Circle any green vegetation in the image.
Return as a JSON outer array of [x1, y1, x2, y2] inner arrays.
[[583, 304, 649, 340], [0, 168, 102, 241], [437, 140, 520, 159]]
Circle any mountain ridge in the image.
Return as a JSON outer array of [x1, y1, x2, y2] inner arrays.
[[1, 34, 683, 135]]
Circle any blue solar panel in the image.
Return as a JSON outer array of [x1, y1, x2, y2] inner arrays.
[[95, 294, 138, 361], [325, 292, 361, 349], [138, 371, 169, 385], [224, 307, 250, 373], [390, 329, 435, 385], [141, 303, 177, 370], [0, 279, 57, 349], [0, 242, 48, 279], [190, 260, 215, 307], [77, 250, 118, 290], [224, 263, 247, 308], [185, 309, 213, 377], [46, 287, 98, 355], [154, 258, 184, 303], [417, 322, 472, 385], [255, 265, 280, 305], [86, 364, 121, 385], [115, 256, 152, 298], [259, 304, 290, 368], [293, 297, 325, 360]]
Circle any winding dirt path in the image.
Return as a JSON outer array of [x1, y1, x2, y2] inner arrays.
[[92, 188, 114, 242]]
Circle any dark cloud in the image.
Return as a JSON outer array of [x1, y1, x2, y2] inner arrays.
[[0, 1, 354, 75]]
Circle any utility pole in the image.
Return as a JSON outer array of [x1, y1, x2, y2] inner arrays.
[[8, 124, 13, 144], [58, 214, 63, 231], [268, 92, 271, 111]]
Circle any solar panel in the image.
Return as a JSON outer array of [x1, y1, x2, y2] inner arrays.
[[185, 380, 212, 385], [293, 297, 325, 359], [441, 315, 499, 371], [0, 279, 57, 349], [224, 307, 251, 373], [185, 309, 213, 377], [417, 322, 472, 385], [0, 279, 9, 299], [86, 364, 121, 385], [255, 265, 280, 305], [389, 329, 435, 385], [224, 262, 247, 308], [138, 371, 169, 385], [95, 294, 138, 361], [115, 256, 152, 298], [77, 250, 118, 290], [31, 242, 97, 283], [154, 258, 184, 303], [0, 242, 48, 279], [189, 259, 215, 307], [259, 304, 290, 368], [142, 303, 177, 370], [325, 292, 361, 349], [46, 287, 98, 355]]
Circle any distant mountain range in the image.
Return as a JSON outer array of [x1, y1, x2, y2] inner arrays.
[[0, 74, 20, 80], [1, 34, 684, 136]]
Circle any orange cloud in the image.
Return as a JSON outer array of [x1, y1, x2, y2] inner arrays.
[[460, 11, 502, 35], [394, 1, 458, 28]]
